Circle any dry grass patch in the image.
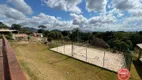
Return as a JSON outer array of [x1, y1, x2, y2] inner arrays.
[[10, 41, 140, 80]]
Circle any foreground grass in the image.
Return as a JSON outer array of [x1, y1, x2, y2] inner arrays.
[[10, 41, 140, 80]]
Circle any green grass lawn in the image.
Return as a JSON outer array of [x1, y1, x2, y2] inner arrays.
[[10, 41, 141, 80]]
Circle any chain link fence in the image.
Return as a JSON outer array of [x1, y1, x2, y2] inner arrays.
[[49, 40, 132, 72]]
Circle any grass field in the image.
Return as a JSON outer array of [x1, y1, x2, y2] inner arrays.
[[10, 41, 141, 80]]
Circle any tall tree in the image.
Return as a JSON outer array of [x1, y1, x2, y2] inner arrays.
[[70, 28, 80, 42], [20, 27, 29, 33], [38, 25, 46, 30], [62, 30, 70, 36], [43, 30, 49, 37], [0, 22, 8, 29], [47, 31, 63, 40], [11, 24, 22, 30]]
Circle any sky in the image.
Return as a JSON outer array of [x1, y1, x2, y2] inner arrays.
[[0, 0, 142, 31]]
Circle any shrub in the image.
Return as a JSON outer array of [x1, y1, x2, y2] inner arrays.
[[90, 36, 109, 48]]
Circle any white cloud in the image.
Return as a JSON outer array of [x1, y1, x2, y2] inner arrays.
[[111, 0, 142, 27], [112, 0, 142, 10], [107, 8, 124, 18], [129, 9, 142, 17], [1, 0, 142, 31], [123, 16, 142, 24], [42, 0, 82, 14], [112, 0, 142, 17], [70, 12, 116, 28], [8, 0, 33, 14], [1, 13, 77, 30], [70, 13, 88, 27], [117, 12, 124, 17], [2, 12, 142, 31], [0, 4, 26, 20], [86, 0, 107, 13], [112, 0, 134, 10]]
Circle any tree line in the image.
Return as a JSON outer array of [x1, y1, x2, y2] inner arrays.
[[39, 28, 142, 52], [1, 22, 142, 52]]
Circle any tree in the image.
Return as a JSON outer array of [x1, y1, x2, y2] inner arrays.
[[20, 28, 29, 33], [0, 22, 8, 29], [62, 31, 70, 36], [43, 30, 49, 37], [38, 25, 46, 30], [47, 31, 56, 39], [70, 28, 81, 42], [80, 32, 92, 42], [63, 36, 70, 41], [109, 40, 131, 52], [130, 33, 142, 47], [11, 24, 22, 30], [114, 31, 128, 40], [102, 31, 115, 42], [47, 30, 63, 40], [90, 36, 109, 48], [37, 29, 45, 33], [48, 37, 52, 42]]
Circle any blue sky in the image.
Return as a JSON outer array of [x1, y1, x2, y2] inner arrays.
[[0, 0, 142, 31]]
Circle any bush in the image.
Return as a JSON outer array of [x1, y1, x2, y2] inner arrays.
[[0, 33, 12, 40], [63, 36, 70, 41], [109, 40, 131, 52], [47, 37, 52, 42], [90, 36, 109, 48]]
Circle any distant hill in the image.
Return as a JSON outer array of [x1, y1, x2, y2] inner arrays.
[[23, 27, 37, 32]]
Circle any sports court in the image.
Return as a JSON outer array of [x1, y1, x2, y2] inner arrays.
[[50, 44, 126, 72]]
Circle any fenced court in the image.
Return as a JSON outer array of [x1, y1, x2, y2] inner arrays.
[[50, 44, 126, 72]]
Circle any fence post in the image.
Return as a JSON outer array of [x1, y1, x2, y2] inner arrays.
[[103, 52, 105, 67], [57, 41, 58, 52], [86, 47, 87, 62], [72, 42, 73, 57], [64, 41, 65, 54]]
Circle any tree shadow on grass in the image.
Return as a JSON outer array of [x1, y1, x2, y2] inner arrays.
[[133, 60, 142, 79]]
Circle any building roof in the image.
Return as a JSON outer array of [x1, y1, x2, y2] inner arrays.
[[15, 34, 28, 37], [137, 44, 142, 49], [0, 29, 17, 32]]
